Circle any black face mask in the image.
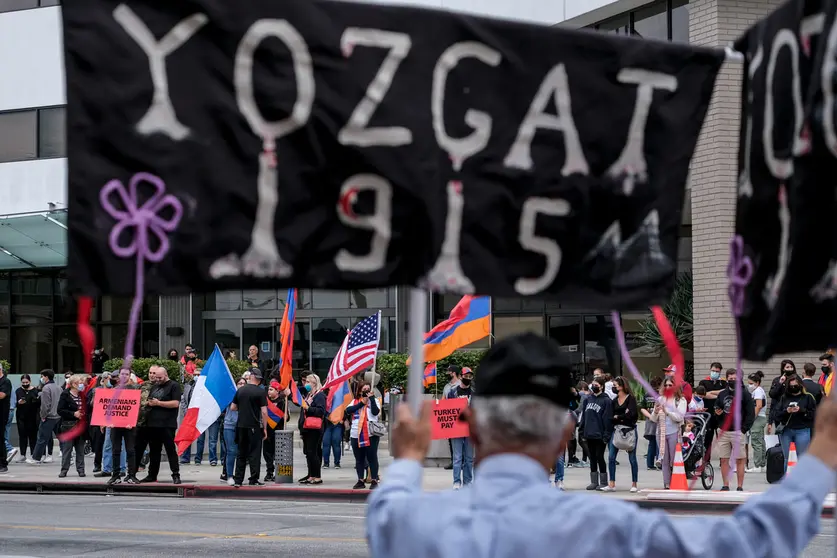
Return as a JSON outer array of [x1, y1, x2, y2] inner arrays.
[[460, 379, 472, 387], [591, 385, 601, 394], [823, 365, 831, 373], [727, 381, 735, 391], [611, 386, 618, 394], [788, 385, 802, 395]]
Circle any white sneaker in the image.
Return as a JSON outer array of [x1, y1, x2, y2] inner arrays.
[[599, 485, 615, 492], [43, 455, 53, 463], [16, 454, 27, 463], [58, 450, 62, 458], [453, 482, 461, 490], [227, 477, 235, 486], [745, 466, 762, 473], [6, 448, 18, 462], [630, 486, 639, 493], [25, 457, 38, 465], [556, 481, 565, 491]]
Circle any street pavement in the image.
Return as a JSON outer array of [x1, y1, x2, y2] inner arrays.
[[0, 492, 832, 557], [0, 432, 775, 495]]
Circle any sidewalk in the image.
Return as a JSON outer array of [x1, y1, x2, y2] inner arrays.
[[0, 438, 774, 496]]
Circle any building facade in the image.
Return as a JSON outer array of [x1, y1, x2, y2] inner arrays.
[[0, 1, 817, 388]]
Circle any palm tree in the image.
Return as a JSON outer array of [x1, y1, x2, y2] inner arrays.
[[635, 272, 694, 384]]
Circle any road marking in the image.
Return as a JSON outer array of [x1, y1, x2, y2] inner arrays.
[[120, 507, 365, 520], [0, 524, 365, 543]]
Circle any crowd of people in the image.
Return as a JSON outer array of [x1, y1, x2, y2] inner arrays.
[[0, 341, 832, 494]]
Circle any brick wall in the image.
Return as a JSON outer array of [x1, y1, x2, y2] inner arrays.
[[688, 0, 819, 386]]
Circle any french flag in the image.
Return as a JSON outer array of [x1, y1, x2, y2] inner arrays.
[[175, 345, 237, 456]]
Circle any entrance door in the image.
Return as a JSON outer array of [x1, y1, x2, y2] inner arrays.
[[583, 315, 618, 380], [548, 316, 583, 381], [242, 320, 276, 369]]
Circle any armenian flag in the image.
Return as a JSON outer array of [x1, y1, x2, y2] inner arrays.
[[327, 379, 353, 423], [407, 296, 490, 364], [356, 403, 371, 448], [290, 382, 308, 409], [423, 363, 437, 388], [277, 289, 297, 389], [266, 398, 285, 430]]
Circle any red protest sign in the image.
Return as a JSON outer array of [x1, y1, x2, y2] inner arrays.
[[90, 388, 142, 428], [431, 398, 469, 440]]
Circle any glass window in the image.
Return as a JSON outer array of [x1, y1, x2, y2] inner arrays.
[[678, 235, 692, 273], [38, 106, 66, 158], [142, 321, 159, 358], [205, 319, 242, 358], [350, 289, 387, 309], [0, 328, 10, 364], [0, 111, 36, 162], [492, 298, 521, 312], [312, 317, 349, 375], [212, 291, 242, 311], [493, 316, 543, 341], [12, 273, 52, 323], [277, 319, 311, 374], [0, 273, 9, 325], [312, 290, 350, 309], [671, 0, 690, 43], [298, 289, 312, 309], [14, 326, 52, 375], [633, 1, 668, 40], [0, 1, 38, 13], [584, 315, 618, 378], [619, 312, 672, 378], [388, 317, 397, 352], [40, 0, 61, 6], [99, 324, 139, 363], [243, 321, 275, 368], [54, 273, 87, 323], [549, 316, 584, 381], [99, 296, 131, 322], [55, 325, 84, 374], [243, 290, 278, 310], [598, 14, 629, 34]]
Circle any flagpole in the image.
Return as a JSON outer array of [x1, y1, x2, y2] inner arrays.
[[407, 289, 427, 415]]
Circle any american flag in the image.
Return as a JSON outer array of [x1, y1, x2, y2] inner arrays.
[[322, 312, 381, 390]]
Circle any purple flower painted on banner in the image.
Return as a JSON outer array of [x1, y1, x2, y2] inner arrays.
[[100, 172, 183, 262], [726, 235, 753, 318]]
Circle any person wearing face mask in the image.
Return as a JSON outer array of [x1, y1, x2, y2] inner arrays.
[[649, 378, 686, 489], [818, 353, 834, 397], [697, 362, 726, 463], [768, 359, 796, 434], [298, 372, 327, 485], [167, 348, 179, 362], [14, 374, 39, 463], [603, 376, 638, 493], [347, 382, 383, 489], [56, 374, 88, 478], [446, 368, 475, 489], [775, 374, 817, 475], [745, 371, 768, 473], [579, 378, 612, 490]]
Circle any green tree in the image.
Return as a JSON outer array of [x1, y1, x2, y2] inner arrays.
[[376, 351, 486, 393], [635, 272, 694, 384]]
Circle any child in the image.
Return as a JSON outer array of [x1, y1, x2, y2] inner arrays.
[[689, 385, 706, 412], [682, 420, 696, 453]]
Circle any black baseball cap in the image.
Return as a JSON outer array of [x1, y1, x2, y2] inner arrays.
[[475, 333, 574, 408], [248, 367, 263, 380]]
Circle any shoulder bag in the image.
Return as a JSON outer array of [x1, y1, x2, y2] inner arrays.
[[369, 419, 387, 437], [612, 425, 636, 451]]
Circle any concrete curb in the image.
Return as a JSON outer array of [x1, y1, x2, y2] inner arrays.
[[0, 480, 833, 515]]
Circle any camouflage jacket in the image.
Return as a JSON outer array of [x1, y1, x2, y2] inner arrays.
[[136, 383, 153, 427]]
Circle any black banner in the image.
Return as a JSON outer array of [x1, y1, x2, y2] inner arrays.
[[734, 0, 837, 359], [63, 0, 723, 309]]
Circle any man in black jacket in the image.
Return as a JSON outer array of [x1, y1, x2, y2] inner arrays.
[[715, 368, 755, 492], [802, 363, 825, 405]]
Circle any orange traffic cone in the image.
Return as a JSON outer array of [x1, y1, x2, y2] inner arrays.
[[670, 443, 689, 490], [786, 442, 798, 475]]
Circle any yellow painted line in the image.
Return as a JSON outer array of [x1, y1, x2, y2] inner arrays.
[[0, 524, 365, 543]]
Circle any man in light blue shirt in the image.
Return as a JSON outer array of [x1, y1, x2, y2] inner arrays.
[[367, 333, 837, 558]]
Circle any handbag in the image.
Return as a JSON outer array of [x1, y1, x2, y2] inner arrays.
[[369, 420, 387, 437], [612, 425, 636, 451], [303, 416, 323, 430]]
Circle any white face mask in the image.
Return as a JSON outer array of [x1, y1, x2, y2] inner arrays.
[[747, 384, 756, 392]]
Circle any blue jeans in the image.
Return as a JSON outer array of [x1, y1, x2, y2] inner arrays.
[[102, 427, 127, 474], [553, 453, 565, 482], [322, 422, 343, 466], [645, 435, 658, 469], [4, 420, 12, 453], [195, 418, 221, 464], [451, 437, 474, 485], [609, 427, 639, 483], [780, 427, 811, 473], [223, 428, 238, 477]]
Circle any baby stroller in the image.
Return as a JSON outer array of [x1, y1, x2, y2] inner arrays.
[[682, 412, 714, 490]]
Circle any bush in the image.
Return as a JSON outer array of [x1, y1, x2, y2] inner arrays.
[[377, 351, 486, 392], [104, 357, 249, 383], [0, 360, 10, 374]]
